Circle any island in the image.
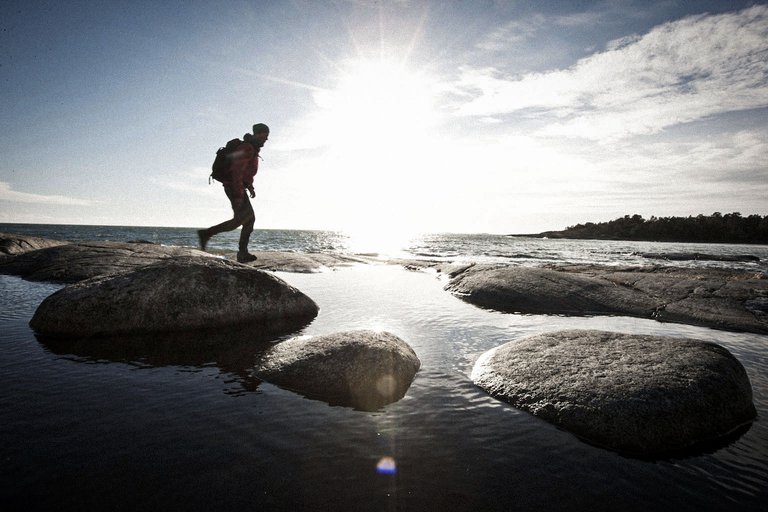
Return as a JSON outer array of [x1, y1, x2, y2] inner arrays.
[[513, 212, 768, 244]]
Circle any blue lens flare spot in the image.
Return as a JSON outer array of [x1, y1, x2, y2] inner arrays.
[[376, 456, 396, 475]]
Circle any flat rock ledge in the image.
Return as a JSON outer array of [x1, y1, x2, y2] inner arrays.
[[0, 239, 211, 283], [29, 257, 319, 337], [254, 330, 421, 411], [0, 232, 69, 255], [443, 263, 768, 334], [0, 234, 367, 282], [240, 251, 365, 273], [472, 329, 756, 456]]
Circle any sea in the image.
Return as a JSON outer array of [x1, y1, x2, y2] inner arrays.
[[1, 223, 767, 511]]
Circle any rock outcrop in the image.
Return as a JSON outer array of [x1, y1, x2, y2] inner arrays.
[[245, 251, 364, 273], [444, 264, 768, 333], [0, 232, 68, 256], [1, 239, 210, 283], [445, 264, 654, 316], [254, 330, 420, 410], [637, 252, 760, 262], [0, 234, 367, 282], [472, 329, 756, 456], [29, 257, 319, 336]]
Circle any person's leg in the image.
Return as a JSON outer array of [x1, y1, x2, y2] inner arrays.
[[238, 197, 255, 253], [198, 187, 246, 251], [236, 197, 257, 262]]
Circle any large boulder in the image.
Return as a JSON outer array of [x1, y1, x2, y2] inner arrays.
[[0, 240, 211, 283], [446, 264, 654, 316], [472, 329, 756, 456], [0, 232, 68, 256], [445, 264, 768, 334], [254, 330, 421, 410], [29, 257, 319, 337]]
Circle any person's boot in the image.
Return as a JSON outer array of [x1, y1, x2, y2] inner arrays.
[[237, 251, 258, 263], [197, 230, 210, 251]]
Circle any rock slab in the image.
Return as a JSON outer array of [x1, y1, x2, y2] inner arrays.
[[0, 232, 68, 255], [1, 239, 210, 283], [445, 264, 768, 334], [30, 257, 319, 336], [254, 330, 421, 410], [446, 264, 654, 316], [472, 329, 756, 455]]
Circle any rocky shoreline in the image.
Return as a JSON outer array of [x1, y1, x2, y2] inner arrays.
[[1, 232, 762, 456]]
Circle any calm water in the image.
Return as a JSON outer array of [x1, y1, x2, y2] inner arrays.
[[1, 224, 767, 511]]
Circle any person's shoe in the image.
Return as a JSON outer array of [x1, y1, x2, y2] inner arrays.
[[197, 230, 210, 251], [237, 251, 258, 263]]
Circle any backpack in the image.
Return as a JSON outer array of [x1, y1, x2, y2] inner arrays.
[[209, 138, 242, 183]]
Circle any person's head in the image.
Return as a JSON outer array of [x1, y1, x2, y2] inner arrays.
[[252, 123, 270, 147]]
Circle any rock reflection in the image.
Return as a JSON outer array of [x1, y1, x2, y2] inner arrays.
[[35, 318, 313, 394]]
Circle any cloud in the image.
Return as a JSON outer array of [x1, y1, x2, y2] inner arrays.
[[454, 5, 768, 141], [0, 181, 96, 206], [474, 15, 546, 52], [158, 167, 221, 197]]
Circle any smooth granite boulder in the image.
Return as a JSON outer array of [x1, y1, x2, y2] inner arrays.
[[472, 329, 756, 456], [446, 264, 654, 316], [1, 240, 210, 283], [29, 257, 319, 336], [0, 233, 68, 256], [445, 264, 768, 334], [254, 330, 421, 410]]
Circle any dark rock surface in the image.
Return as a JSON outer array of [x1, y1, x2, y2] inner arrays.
[[0, 232, 68, 255], [444, 263, 768, 333], [0, 233, 367, 282], [472, 329, 756, 456], [244, 251, 365, 273], [637, 252, 760, 262], [254, 330, 421, 410], [445, 264, 655, 316], [0, 239, 210, 283], [29, 257, 319, 336]]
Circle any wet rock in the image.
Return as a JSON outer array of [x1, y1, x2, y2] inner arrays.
[[592, 266, 768, 333], [0, 240, 211, 283], [254, 330, 420, 411], [29, 257, 319, 336], [637, 252, 760, 262], [472, 329, 756, 456], [0, 233, 68, 256], [445, 264, 654, 316], [446, 264, 768, 334], [245, 251, 364, 273]]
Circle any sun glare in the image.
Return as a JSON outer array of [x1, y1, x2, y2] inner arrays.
[[309, 56, 446, 239], [316, 58, 440, 147]]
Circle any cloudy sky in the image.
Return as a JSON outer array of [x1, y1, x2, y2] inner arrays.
[[1, 0, 766, 235]]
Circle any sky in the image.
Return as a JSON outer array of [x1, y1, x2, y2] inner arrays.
[[1, 0, 766, 235]]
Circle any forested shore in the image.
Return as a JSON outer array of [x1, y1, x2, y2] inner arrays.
[[524, 213, 768, 244]]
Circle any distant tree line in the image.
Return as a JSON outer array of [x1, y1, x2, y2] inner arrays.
[[539, 213, 768, 244]]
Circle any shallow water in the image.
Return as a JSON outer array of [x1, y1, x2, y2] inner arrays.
[[2, 263, 767, 511], [3, 223, 768, 272]]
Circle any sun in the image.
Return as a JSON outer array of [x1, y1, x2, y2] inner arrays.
[[314, 58, 441, 147], [305, 56, 446, 235]]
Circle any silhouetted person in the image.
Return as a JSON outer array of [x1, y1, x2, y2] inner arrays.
[[198, 123, 269, 262]]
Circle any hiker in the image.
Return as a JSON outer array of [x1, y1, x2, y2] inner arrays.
[[198, 123, 270, 263]]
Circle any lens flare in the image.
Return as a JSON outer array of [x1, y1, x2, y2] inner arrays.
[[376, 456, 397, 475]]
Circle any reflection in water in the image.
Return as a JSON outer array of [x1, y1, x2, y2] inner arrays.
[[36, 319, 311, 394]]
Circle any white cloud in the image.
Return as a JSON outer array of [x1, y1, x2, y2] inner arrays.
[[455, 5, 768, 141], [0, 181, 96, 206], [475, 15, 546, 51], [157, 167, 222, 198]]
